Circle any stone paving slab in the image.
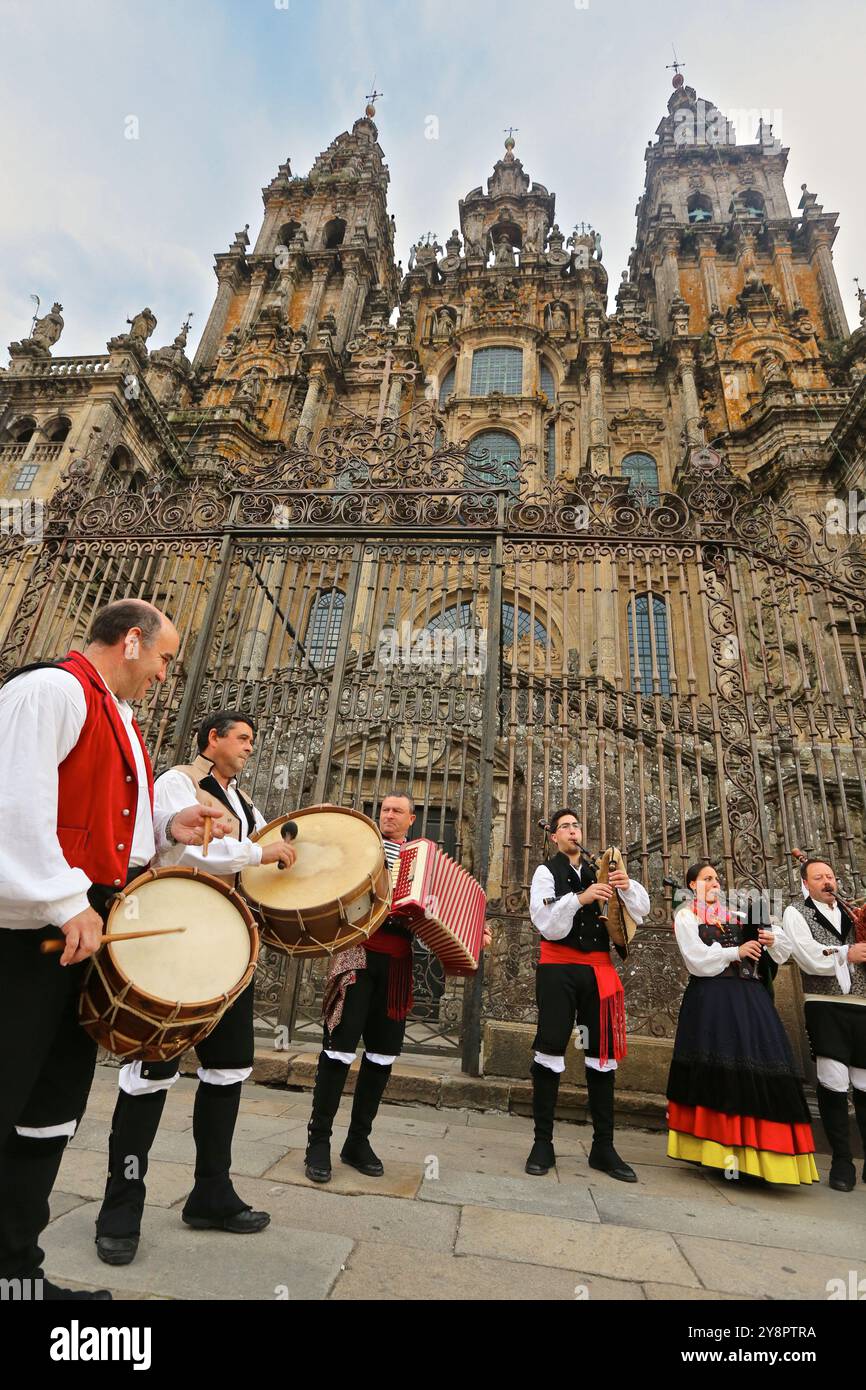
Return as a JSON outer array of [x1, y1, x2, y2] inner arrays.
[[264, 1150, 423, 1199], [675, 1233, 860, 1300], [50, 1191, 91, 1221], [419, 1169, 600, 1221], [329, 1240, 645, 1301], [592, 1189, 866, 1260], [228, 1175, 459, 1251], [42, 1201, 352, 1301], [643, 1282, 756, 1301], [558, 1157, 728, 1200], [456, 1205, 700, 1286], [57, 1147, 195, 1207]]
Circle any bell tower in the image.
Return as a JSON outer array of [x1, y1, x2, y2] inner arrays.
[[184, 96, 400, 458]]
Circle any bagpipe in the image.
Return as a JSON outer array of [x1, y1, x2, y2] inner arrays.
[[537, 820, 637, 958]]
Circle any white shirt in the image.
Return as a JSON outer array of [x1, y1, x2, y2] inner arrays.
[[779, 886, 857, 999], [0, 665, 154, 929], [153, 769, 266, 874], [529, 861, 650, 941]]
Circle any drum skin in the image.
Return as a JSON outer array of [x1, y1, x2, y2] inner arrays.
[[239, 806, 392, 957], [79, 867, 259, 1061]]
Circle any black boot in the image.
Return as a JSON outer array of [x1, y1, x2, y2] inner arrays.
[[0, 1131, 92, 1285], [95, 1088, 168, 1263], [305, 1053, 350, 1183], [525, 1061, 560, 1175], [818, 1083, 856, 1191], [853, 1089, 866, 1184], [341, 1055, 391, 1176], [182, 1081, 269, 1232], [585, 1067, 637, 1182]]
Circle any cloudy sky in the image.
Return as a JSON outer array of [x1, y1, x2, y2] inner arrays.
[[1, 0, 863, 360]]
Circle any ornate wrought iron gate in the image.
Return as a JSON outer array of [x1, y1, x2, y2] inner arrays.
[[2, 427, 864, 1068]]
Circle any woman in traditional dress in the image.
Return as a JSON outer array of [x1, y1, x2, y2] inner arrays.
[[666, 860, 819, 1185]]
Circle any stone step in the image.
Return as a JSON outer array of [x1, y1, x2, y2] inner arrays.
[[192, 1047, 669, 1130]]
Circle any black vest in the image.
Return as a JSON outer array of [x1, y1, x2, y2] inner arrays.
[[545, 852, 610, 954]]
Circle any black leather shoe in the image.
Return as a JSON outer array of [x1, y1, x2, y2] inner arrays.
[[305, 1140, 332, 1183], [340, 1138, 384, 1177], [525, 1139, 556, 1175], [829, 1159, 856, 1192], [588, 1143, 638, 1183], [96, 1234, 139, 1266], [182, 1209, 270, 1233], [42, 1279, 113, 1300]]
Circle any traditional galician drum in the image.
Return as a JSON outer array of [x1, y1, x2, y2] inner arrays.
[[79, 866, 259, 1062], [239, 806, 391, 957]]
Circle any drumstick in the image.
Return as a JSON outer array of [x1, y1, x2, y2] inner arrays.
[[277, 820, 298, 870], [202, 815, 212, 858], [40, 927, 187, 955]]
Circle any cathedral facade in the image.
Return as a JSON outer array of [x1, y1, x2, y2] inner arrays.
[[2, 78, 865, 1067]]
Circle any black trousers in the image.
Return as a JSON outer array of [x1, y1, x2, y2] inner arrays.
[[137, 976, 256, 1084], [324, 951, 407, 1056], [0, 884, 121, 1279], [532, 963, 604, 1059], [804, 1000, 866, 1069], [0, 926, 96, 1143]]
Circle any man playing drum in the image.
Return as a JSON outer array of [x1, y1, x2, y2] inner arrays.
[[0, 600, 219, 1301], [94, 709, 296, 1267], [304, 793, 492, 1183]]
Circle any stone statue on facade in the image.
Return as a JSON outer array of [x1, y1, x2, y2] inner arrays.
[[494, 234, 515, 267], [30, 301, 65, 349], [127, 307, 157, 343], [548, 302, 568, 333]]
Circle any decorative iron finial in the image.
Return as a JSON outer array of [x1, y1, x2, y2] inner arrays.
[[503, 125, 518, 154]]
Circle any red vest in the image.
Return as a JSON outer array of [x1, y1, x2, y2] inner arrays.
[[56, 651, 154, 887]]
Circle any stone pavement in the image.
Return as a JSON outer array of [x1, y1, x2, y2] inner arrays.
[[41, 1064, 866, 1301]]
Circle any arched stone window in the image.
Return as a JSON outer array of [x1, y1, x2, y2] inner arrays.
[[740, 190, 766, 218], [323, 217, 346, 249], [539, 361, 556, 404], [622, 452, 659, 504], [276, 220, 300, 249], [11, 417, 36, 443], [438, 364, 456, 409], [426, 599, 548, 649], [47, 417, 71, 442], [470, 347, 523, 397], [687, 193, 713, 224], [467, 429, 521, 494], [306, 588, 345, 667], [629, 593, 671, 695]]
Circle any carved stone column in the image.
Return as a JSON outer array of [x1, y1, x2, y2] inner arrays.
[[677, 350, 704, 446], [809, 231, 849, 339], [695, 232, 720, 315], [302, 268, 330, 339], [334, 265, 362, 352], [295, 371, 324, 446], [769, 231, 798, 314], [585, 345, 609, 470], [238, 265, 270, 334], [193, 259, 242, 371], [654, 232, 680, 339]]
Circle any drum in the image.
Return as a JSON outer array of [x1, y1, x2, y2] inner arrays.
[[239, 805, 391, 957], [79, 866, 259, 1061]]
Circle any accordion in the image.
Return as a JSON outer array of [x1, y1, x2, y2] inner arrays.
[[390, 839, 487, 974]]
